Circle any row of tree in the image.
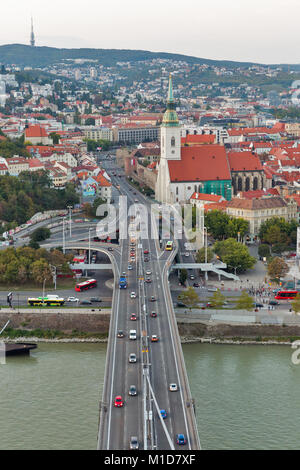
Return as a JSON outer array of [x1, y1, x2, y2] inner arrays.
[[0, 247, 73, 285], [0, 171, 79, 233], [178, 287, 254, 310]]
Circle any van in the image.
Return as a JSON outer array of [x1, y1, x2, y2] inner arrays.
[[129, 330, 137, 340]]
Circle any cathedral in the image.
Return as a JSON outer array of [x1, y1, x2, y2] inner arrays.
[[155, 75, 232, 204]]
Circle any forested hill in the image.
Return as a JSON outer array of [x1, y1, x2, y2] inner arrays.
[[0, 43, 297, 69]]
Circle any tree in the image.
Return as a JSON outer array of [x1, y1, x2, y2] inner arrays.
[[30, 227, 51, 243], [236, 291, 254, 311], [178, 287, 199, 310], [267, 257, 289, 282], [210, 289, 226, 308], [195, 247, 214, 263], [179, 269, 188, 285], [258, 244, 271, 259], [214, 238, 256, 272], [30, 259, 52, 285], [291, 294, 300, 314], [49, 132, 60, 145]]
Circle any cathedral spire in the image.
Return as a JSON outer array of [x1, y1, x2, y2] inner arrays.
[[30, 17, 35, 47], [162, 73, 179, 127]]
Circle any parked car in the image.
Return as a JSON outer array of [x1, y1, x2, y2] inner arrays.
[[80, 300, 92, 305], [67, 296, 79, 302], [90, 297, 102, 302]]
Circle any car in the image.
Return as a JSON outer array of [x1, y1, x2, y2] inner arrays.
[[193, 283, 200, 288], [184, 252, 190, 257], [144, 257, 149, 262], [67, 296, 79, 302], [129, 353, 137, 363], [128, 264, 133, 270], [144, 249, 149, 254], [177, 302, 187, 308], [128, 385, 137, 396], [130, 313, 137, 321], [190, 275, 195, 280], [150, 296, 156, 302], [130, 436, 139, 450], [255, 303, 264, 308], [117, 330, 125, 338], [108, 246, 113, 251], [207, 287, 217, 292], [80, 300, 92, 305], [134, 199, 138, 203], [129, 330, 137, 340], [130, 292, 137, 299], [150, 311, 157, 318], [145, 278, 152, 283], [176, 434, 186, 445], [151, 335, 159, 342], [90, 297, 102, 302], [169, 383, 178, 392], [114, 396, 124, 407], [269, 300, 279, 306], [146, 270, 152, 275], [160, 409, 167, 419]]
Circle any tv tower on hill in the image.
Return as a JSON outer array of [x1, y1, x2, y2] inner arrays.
[[30, 17, 35, 47]]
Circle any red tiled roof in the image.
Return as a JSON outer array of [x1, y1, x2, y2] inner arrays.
[[190, 192, 223, 202], [25, 125, 48, 138], [181, 134, 215, 145], [227, 151, 263, 172], [168, 145, 231, 183]]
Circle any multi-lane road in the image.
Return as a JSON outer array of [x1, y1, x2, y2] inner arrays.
[[97, 159, 200, 450]]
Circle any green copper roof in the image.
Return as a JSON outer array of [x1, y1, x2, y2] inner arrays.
[[162, 73, 179, 127]]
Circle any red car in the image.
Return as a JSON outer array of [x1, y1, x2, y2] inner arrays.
[[151, 335, 159, 342], [114, 396, 124, 407], [130, 313, 137, 321], [150, 311, 157, 318], [144, 249, 149, 254]]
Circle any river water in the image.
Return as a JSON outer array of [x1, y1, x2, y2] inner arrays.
[[0, 342, 299, 450]]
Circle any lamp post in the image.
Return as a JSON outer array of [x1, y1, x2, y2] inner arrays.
[[62, 217, 66, 254], [89, 228, 93, 265], [228, 265, 242, 277], [42, 278, 47, 305], [67, 205, 73, 238], [204, 226, 208, 281]]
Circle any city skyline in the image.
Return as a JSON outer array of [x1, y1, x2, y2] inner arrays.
[[0, 0, 299, 64]]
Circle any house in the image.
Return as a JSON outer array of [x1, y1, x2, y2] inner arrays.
[[25, 125, 53, 145]]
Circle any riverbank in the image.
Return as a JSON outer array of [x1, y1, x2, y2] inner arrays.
[[2, 309, 300, 345]]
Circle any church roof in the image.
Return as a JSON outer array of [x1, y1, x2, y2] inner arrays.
[[168, 145, 231, 183], [227, 151, 263, 172]]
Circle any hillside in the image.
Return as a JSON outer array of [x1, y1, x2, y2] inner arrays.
[[0, 43, 281, 69]]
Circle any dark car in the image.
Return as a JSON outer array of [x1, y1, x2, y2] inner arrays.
[[150, 296, 156, 302], [269, 300, 279, 306], [193, 283, 200, 288], [255, 303, 264, 308], [80, 300, 92, 305], [108, 247, 113, 251], [90, 297, 102, 302], [144, 257, 149, 262], [128, 385, 137, 396], [117, 330, 125, 338]]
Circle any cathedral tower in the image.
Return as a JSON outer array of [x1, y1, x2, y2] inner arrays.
[[160, 73, 181, 161]]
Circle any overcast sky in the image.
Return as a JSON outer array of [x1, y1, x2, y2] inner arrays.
[[1, 0, 299, 64]]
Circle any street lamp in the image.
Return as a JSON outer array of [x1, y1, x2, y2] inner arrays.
[[228, 265, 242, 277], [42, 278, 47, 305], [203, 226, 208, 282], [67, 205, 73, 238], [62, 217, 66, 254], [89, 228, 93, 265]]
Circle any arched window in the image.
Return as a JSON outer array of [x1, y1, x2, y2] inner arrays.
[[171, 137, 175, 147], [253, 177, 258, 191]]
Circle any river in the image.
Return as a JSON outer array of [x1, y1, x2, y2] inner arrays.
[[0, 342, 299, 450]]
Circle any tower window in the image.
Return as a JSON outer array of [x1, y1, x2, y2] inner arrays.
[[171, 137, 175, 147]]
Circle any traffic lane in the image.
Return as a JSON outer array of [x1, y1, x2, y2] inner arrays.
[[144, 238, 187, 450]]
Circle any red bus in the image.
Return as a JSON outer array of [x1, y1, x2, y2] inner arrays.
[[75, 279, 97, 292], [73, 255, 86, 263], [275, 290, 298, 300]]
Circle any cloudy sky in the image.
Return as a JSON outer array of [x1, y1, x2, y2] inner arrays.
[[1, 0, 299, 64]]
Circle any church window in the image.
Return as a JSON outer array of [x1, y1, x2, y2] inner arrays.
[[171, 137, 175, 147]]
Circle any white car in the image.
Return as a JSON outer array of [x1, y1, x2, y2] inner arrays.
[[129, 353, 137, 363], [184, 252, 190, 257], [67, 297, 79, 302], [130, 292, 137, 299], [169, 383, 178, 392], [146, 270, 152, 275]]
